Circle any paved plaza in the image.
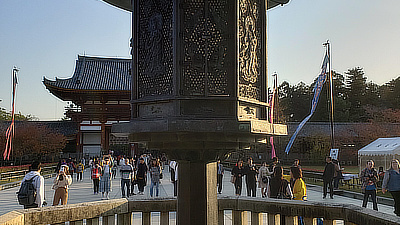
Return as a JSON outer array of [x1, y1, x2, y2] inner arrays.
[[0, 165, 397, 224]]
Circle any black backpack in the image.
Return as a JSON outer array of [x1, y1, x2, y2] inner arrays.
[[17, 175, 38, 206]]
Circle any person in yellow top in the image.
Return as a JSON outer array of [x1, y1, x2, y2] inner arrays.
[[290, 166, 307, 201], [76, 160, 85, 181]]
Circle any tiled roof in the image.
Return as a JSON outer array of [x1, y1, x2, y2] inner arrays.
[[43, 55, 131, 91], [0, 121, 78, 137]]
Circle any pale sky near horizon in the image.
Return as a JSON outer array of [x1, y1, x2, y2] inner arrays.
[[0, 0, 399, 121]]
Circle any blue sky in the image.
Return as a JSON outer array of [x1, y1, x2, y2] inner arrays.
[[1, 0, 399, 120]]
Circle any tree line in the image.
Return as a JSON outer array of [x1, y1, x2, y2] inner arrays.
[[275, 67, 400, 124]]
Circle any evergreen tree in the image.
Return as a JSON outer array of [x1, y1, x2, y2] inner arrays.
[[346, 67, 368, 122]]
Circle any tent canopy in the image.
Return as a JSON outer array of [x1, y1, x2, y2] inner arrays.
[[358, 137, 400, 156]]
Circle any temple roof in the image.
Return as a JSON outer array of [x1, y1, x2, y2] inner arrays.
[[43, 55, 131, 91]]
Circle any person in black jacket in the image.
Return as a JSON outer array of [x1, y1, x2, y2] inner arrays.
[[323, 156, 335, 199], [244, 157, 258, 197], [136, 158, 148, 195], [232, 159, 244, 196]]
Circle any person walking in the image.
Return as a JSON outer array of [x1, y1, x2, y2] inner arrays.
[[136, 157, 148, 195], [244, 157, 257, 197], [120, 158, 134, 198], [91, 160, 102, 195], [231, 159, 244, 196], [269, 157, 279, 178], [52, 165, 73, 206], [323, 156, 335, 199], [217, 160, 224, 194], [99, 157, 113, 199], [267, 166, 293, 199], [149, 159, 162, 197], [258, 161, 269, 197], [360, 160, 378, 211], [333, 159, 343, 189], [75, 160, 84, 182], [382, 159, 400, 216], [19, 161, 45, 209]]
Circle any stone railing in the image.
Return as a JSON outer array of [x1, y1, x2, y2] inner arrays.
[[1, 197, 399, 225]]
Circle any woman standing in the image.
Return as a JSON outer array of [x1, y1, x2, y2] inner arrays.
[[267, 166, 293, 199], [149, 159, 162, 197], [382, 159, 400, 216], [52, 165, 72, 205], [232, 159, 244, 196], [361, 160, 378, 211], [258, 162, 269, 197], [99, 157, 113, 199], [290, 166, 306, 201]]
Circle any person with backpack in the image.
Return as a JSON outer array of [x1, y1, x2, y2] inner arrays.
[[267, 166, 293, 199], [91, 160, 102, 195], [52, 165, 72, 205], [76, 160, 85, 181], [18, 161, 45, 209]]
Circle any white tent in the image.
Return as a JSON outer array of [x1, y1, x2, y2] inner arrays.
[[358, 137, 400, 173]]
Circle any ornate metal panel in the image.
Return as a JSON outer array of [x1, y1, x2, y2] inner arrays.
[[182, 0, 231, 96], [238, 0, 262, 101], [138, 0, 173, 98]]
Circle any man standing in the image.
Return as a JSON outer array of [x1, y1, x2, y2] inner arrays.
[[120, 158, 134, 198], [217, 160, 224, 194], [19, 161, 45, 209], [323, 156, 335, 199], [136, 158, 148, 195], [244, 157, 257, 197]]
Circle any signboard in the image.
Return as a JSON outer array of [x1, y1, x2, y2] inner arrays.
[[330, 148, 339, 160]]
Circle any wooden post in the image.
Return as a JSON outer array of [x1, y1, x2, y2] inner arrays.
[[268, 213, 280, 225], [218, 210, 224, 225], [86, 217, 100, 225], [70, 221, 83, 225], [285, 216, 298, 225], [102, 215, 115, 225], [323, 219, 337, 225], [303, 218, 317, 225], [117, 213, 132, 225], [142, 212, 151, 225], [232, 210, 247, 225], [160, 212, 169, 225], [251, 212, 263, 225]]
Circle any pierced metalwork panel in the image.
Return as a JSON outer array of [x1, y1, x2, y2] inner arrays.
[[238, 0, 262, 100], [182, 0, 231, 96], [138, 0, 173, 98]]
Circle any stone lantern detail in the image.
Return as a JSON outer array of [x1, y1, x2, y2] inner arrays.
[[107, 0, 289, 224]]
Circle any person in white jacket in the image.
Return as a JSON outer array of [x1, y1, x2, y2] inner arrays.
[[20, 161, 45, 209]]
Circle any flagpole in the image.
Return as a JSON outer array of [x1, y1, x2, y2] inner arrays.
[[324, 41, 335, 149]]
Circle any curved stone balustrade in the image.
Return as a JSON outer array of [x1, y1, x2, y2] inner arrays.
[[1, 197, 399, 225]]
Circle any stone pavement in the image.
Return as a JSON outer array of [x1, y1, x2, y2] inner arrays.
[[0, 165, 397, 223]]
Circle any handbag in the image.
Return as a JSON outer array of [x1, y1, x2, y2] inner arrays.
[[262, 176, 268, 184], [230, 175, 236, 184]]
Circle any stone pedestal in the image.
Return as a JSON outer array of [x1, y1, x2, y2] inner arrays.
[[177, 161, 218, 225]]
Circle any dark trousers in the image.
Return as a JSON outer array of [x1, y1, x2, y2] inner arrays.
[[137, 177, 146, 192], [217, 174, 223, 193], [235, 178, 242, 195], [93, 178, 100, 193], [131, 180, 136, 194], [77, 172, 83, 181], [391, 191, 400, 216], [174, 181, 177, 196], [121, 179, 131, 197], [246, 180, 256, 197], [362, 189, 378, 210], [323, 179, 334, 198]]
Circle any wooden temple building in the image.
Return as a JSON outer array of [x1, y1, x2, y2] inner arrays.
[[43, 55, 131, 157]]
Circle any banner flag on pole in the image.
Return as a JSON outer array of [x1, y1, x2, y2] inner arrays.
[[285, 53, 329, 154], [3, 67, 18, 160], [269, 75, 277, 158]]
